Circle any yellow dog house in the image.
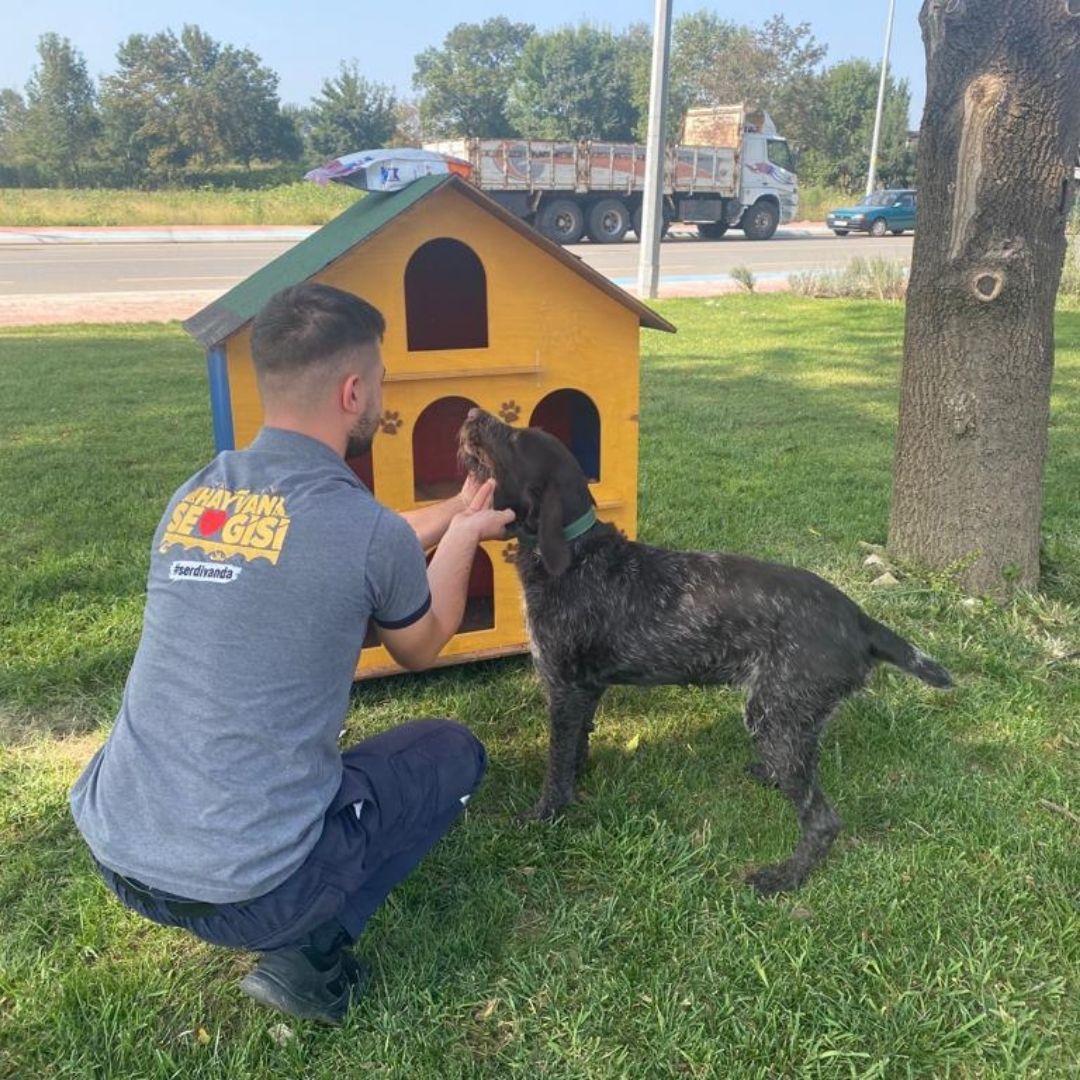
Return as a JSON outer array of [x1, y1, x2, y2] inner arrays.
[[184, 173, 674, 678]]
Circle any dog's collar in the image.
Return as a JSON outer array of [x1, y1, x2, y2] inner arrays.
[[515, 507, 599, 546], [561, 507, 598, 541]]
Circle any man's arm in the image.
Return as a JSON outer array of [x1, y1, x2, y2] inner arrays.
[[398, 497, 465, 551], [378, 481, 513, 671]]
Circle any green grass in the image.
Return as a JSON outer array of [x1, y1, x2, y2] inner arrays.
[[1, 297, 1078, 1078], [0, 183, 850, 228], [0, 184, 359, 227]]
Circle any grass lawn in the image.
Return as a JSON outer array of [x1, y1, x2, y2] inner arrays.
[[1, 297, 1077, 1078], [0, 184, 358, 227], [0, 185, 854, 228]]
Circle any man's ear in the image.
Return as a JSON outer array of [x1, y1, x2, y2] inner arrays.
[[340, 371, 362, 415], [535, 483, 570, 576]]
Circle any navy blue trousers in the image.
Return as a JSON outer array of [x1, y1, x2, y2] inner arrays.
[[96, 719, 486, 952]]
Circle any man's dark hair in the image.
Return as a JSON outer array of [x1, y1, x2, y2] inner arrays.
[[250, 283, 386, 380]]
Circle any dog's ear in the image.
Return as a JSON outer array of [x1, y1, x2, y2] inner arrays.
[[535, 483, 570, 576]]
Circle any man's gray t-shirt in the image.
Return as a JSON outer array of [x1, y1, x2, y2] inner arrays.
[[70, 428, 431, 903]]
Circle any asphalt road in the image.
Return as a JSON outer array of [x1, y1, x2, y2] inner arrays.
[[0, 230, 914, 296]]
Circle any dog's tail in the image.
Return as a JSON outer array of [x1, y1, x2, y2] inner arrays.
[[861, 614, 954, 688]]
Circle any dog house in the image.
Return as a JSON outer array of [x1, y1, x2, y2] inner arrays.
[[183, 173, 674, 678]]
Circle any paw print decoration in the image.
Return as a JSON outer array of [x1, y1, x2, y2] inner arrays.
[[502, 540, 520, 564], [379, 410, 403, 435], [498, 400, 521, 423]]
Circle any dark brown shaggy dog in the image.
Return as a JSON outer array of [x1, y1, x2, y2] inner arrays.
[[460, 408, 953, 894]]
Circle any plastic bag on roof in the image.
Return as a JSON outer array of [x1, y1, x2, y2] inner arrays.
[[304, 148, 471, 192]]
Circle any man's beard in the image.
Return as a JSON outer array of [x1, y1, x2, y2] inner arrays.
[[345, 411, 379, 458]]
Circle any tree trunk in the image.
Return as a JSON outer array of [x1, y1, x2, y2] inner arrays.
[[889, 0, 1080, 596]]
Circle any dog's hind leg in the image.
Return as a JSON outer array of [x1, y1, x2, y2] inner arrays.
[[742, 693, 843, 895], [524, 683, 603, 821]]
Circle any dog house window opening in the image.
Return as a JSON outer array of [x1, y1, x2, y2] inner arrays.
[[405, 238, 489, 352], [362, 525, 494, 652], [413, 395, 479, 502], [345, 449, 375, 495], [424, 546, 495, 633], [529, 389, 601, 481]]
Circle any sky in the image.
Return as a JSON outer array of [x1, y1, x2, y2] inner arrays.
[[1, 1, 927, 128]]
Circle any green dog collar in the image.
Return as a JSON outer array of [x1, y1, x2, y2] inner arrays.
[[561, 507, 598, 541], [516, 507, 598, 547]]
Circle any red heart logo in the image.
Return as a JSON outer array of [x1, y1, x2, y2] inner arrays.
[[197, 509, 228, 536]]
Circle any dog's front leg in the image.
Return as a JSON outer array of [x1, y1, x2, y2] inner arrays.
[[574, 716, 595, 782], [524, 684, 603, 821]]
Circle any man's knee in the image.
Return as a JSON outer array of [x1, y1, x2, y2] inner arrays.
[[343, 717, 486, 810], [413, 718, 486, 796]]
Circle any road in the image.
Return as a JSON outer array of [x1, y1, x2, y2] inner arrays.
[[0, 229, 913, 297], [577, 230, 912, 290]]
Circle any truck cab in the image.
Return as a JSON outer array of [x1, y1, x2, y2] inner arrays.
[[740, 117, 799, 231], [681, 106, 798, 240]]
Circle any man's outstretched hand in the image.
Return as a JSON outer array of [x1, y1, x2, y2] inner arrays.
[[452, 478, 514, 543], [458, 472, 486, 510]]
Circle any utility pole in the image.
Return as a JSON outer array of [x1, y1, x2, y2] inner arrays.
[[636, 0, 674, 299], [866, 0, 897, 197]]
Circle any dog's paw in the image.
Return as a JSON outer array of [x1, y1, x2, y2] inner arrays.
[[516, 800, 566, 824], [745, 761, 779, 789], [746, 862, 801, 897]]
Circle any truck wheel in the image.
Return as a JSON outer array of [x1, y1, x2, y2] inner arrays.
[[742, 200, 780, 241], [869, 217, 888, 238], [587, 199, 630, 244], [696, 222, 728, 240], [537, 199, 585, 245], [631, 205, 672, 239]]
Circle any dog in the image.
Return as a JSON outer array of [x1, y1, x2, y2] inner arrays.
[[460, 407, 953, 895]]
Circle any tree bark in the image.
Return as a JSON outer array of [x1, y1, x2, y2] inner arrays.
[[889, 0, 1080, 596]]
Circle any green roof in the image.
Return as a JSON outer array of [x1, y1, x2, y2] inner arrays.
[[183, 174, 448, 348], [183, 173, 675, 349]]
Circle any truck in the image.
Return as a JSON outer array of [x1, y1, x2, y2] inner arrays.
[[424, 105, 798, 244]]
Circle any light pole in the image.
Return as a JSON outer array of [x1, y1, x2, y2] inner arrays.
[[866, 0, 897, 198], [636, 0, 674, 299]]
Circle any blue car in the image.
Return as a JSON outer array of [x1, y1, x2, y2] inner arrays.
[[826, 189, 917, 237]]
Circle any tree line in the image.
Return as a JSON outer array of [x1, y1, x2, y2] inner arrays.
[[0, 15, 915, 191]]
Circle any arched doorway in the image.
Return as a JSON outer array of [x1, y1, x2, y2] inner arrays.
[[413, 395, 478, 502], [530, 389, 601, 481], [405, 238, 489, 352], [345, 449, 374, 494]]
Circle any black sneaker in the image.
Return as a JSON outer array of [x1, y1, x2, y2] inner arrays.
[[239, 948, 372, 1025]]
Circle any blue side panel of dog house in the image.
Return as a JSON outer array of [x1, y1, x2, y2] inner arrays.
[[570, 394, 601, 480], [207, 347, 235, 453]]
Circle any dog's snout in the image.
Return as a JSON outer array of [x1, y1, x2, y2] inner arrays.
[[466, 407, 482, 422]]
